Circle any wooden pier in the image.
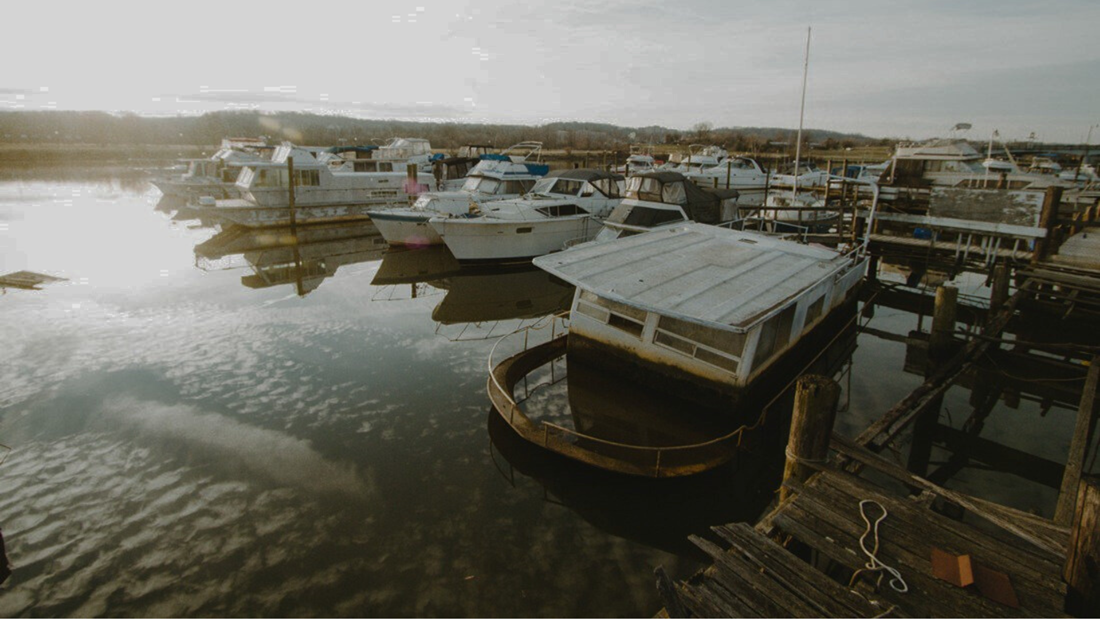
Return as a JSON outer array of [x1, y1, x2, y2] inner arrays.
[[655, 261, 1100, 615]]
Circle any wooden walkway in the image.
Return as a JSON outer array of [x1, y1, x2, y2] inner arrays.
[[667, 445, 1071, 617]]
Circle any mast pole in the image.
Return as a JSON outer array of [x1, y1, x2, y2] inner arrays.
[[793, 26, 811, 198]]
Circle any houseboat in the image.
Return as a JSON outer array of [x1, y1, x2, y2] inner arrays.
[[198, 144, 435, 227], [429, 169, 623, 263], [151, 137, 271, 201], [532, 223, 867, 404]]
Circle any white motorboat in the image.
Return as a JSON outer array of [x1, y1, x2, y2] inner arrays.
[[533, 222, 867, 403], [199, 144, 435, 227], [429, 169, 624, 263], [680, 156, 772, 205], [592, 171, 739, 244], [370, 142, 549, 246]]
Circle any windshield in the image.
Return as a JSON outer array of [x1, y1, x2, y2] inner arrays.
[[461, 176, 501, 194], [531, 178, 583, 196]]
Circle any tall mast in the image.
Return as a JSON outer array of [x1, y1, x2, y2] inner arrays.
[[793, 26, 811, 198]]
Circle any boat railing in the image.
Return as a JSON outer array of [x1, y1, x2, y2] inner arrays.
[[486, 314, 769, 477]]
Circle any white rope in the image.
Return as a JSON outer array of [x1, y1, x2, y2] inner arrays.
[[857, 500, 909, 593]]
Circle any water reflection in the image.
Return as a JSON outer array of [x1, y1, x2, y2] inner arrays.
[[373, 247, 574, 340], [195, 222, 388, 296]]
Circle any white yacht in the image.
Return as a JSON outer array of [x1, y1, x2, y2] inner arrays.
[[680, 156, 772, 205], [429, 169, 624, 263], [533, 223, 867, 402], [615, 151, 658, 176], [199, 143, 435, 227], [665, 144, 728, 173], [370, 142, 549, 246], [151, 137, 271, 201]]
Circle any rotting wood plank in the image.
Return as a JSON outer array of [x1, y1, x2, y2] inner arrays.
[[771, 505, 973, 618], [807, 471, 1068, 604], [710, 523, 889, 618], [830, 434, 1070, 557], [776, 479, 1023, 618], [854, 280, 1034, 453], [689, 536, 813, 617], [784, 478, 1066, 618], [1054, 357, 1100, 526], [675, 580, 738, 618]]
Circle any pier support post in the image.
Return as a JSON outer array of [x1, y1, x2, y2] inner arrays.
[[406, 163, 419, 206], [990, 263, 1010, 314], [1055, 357, 1099, 526], [1064, 476, 1100, 615], [781, 375, 840, 502], [930, 285, 959, 360], [1033, 186, 1064, 264]]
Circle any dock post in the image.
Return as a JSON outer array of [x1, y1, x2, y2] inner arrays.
[[990, 263, 1010, 314], [930, 285, 959, 359], [781, 375, 840, 502], [287, 156, 297, 230], [1033, 186, 1064, 264], [407, 163, 419, 205], [1064, 476, 1100, 615], [1055, 357, 1099, 526], [909, 286, 957, 476]]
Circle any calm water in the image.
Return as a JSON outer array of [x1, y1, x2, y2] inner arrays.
[[0, 172, 1082, 616]]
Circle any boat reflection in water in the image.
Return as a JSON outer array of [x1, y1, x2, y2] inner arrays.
[[372, 246, 574, 340], [489, 303, 859, 477], [195, 221, 388, 296]]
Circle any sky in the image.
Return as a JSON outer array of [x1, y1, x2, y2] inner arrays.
[[2, 0, 1098, 142]]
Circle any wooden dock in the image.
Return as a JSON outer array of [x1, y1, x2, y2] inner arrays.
[[654, 265, 1100, 617]]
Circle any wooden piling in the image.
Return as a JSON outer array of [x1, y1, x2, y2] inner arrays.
[[781, 375, 840, 502], [287, 156, 297, 230], [1055, 357, 1099, 526], [930, 285, 959, 360], [990, 263, 1010, 313], [1064, 476, 1100, 615], [1033, 186, 1064, 264], [406, 163, 418, 205]]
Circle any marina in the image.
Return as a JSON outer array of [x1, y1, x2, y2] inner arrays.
[[3, 4, 1100, 615]]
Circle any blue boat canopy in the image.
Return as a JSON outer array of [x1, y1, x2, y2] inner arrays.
[[325, 145, 378, 155]]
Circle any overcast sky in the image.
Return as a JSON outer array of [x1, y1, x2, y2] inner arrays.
[[3, 0, 1098, 142]]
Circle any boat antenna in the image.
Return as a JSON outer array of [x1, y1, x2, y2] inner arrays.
[[792, 26, 811, 199]]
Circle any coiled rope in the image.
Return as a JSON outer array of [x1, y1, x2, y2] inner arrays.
[[850, 500, 909, 593]]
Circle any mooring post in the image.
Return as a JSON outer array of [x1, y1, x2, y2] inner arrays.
[[287, 156, 297, 230], [406, 163, 419, 206], [930, 285, 959, 362], [1033, 186, 1064, 264], [781, 375, 840, 502], [1064, 476, 1100, 616], [990, 263, 1010, 314]]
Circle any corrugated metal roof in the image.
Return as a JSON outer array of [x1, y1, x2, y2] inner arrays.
[[534, 223, 848, 330]]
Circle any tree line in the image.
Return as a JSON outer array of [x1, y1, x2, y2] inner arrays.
[[0, 110, 888, 155]]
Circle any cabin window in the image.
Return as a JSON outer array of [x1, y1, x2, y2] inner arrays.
[[804, 294, 826, 327], [576, 290, 646, 339], [255, 169, 282, 188], [355, 161, 377, 172], [622, 206, 685, 227], [592, 178, 619, 198], [624, 176, 663, 202], [653, 316, 744, 374], [553, 179, 584, 196], [923, 160, 944, 173], [379, 162, 394, 172], [536, 203, 584, 218], [503, 180, 534, 194], [753, 305, 797, 369], [296, 169, 320, 187], [661, 182, 687, 205]]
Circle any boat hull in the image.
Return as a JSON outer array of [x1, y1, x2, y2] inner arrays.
[[370, 211, 444, 246], [432, 216, 601, 262]]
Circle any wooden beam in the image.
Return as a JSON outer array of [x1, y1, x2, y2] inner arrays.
[[1054, 357, 1100, 526], [1064, 477, 1100, 615]]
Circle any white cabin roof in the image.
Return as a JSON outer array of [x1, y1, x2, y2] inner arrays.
[[534, 223, 849, 330], [895, 139, 981, 160]]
